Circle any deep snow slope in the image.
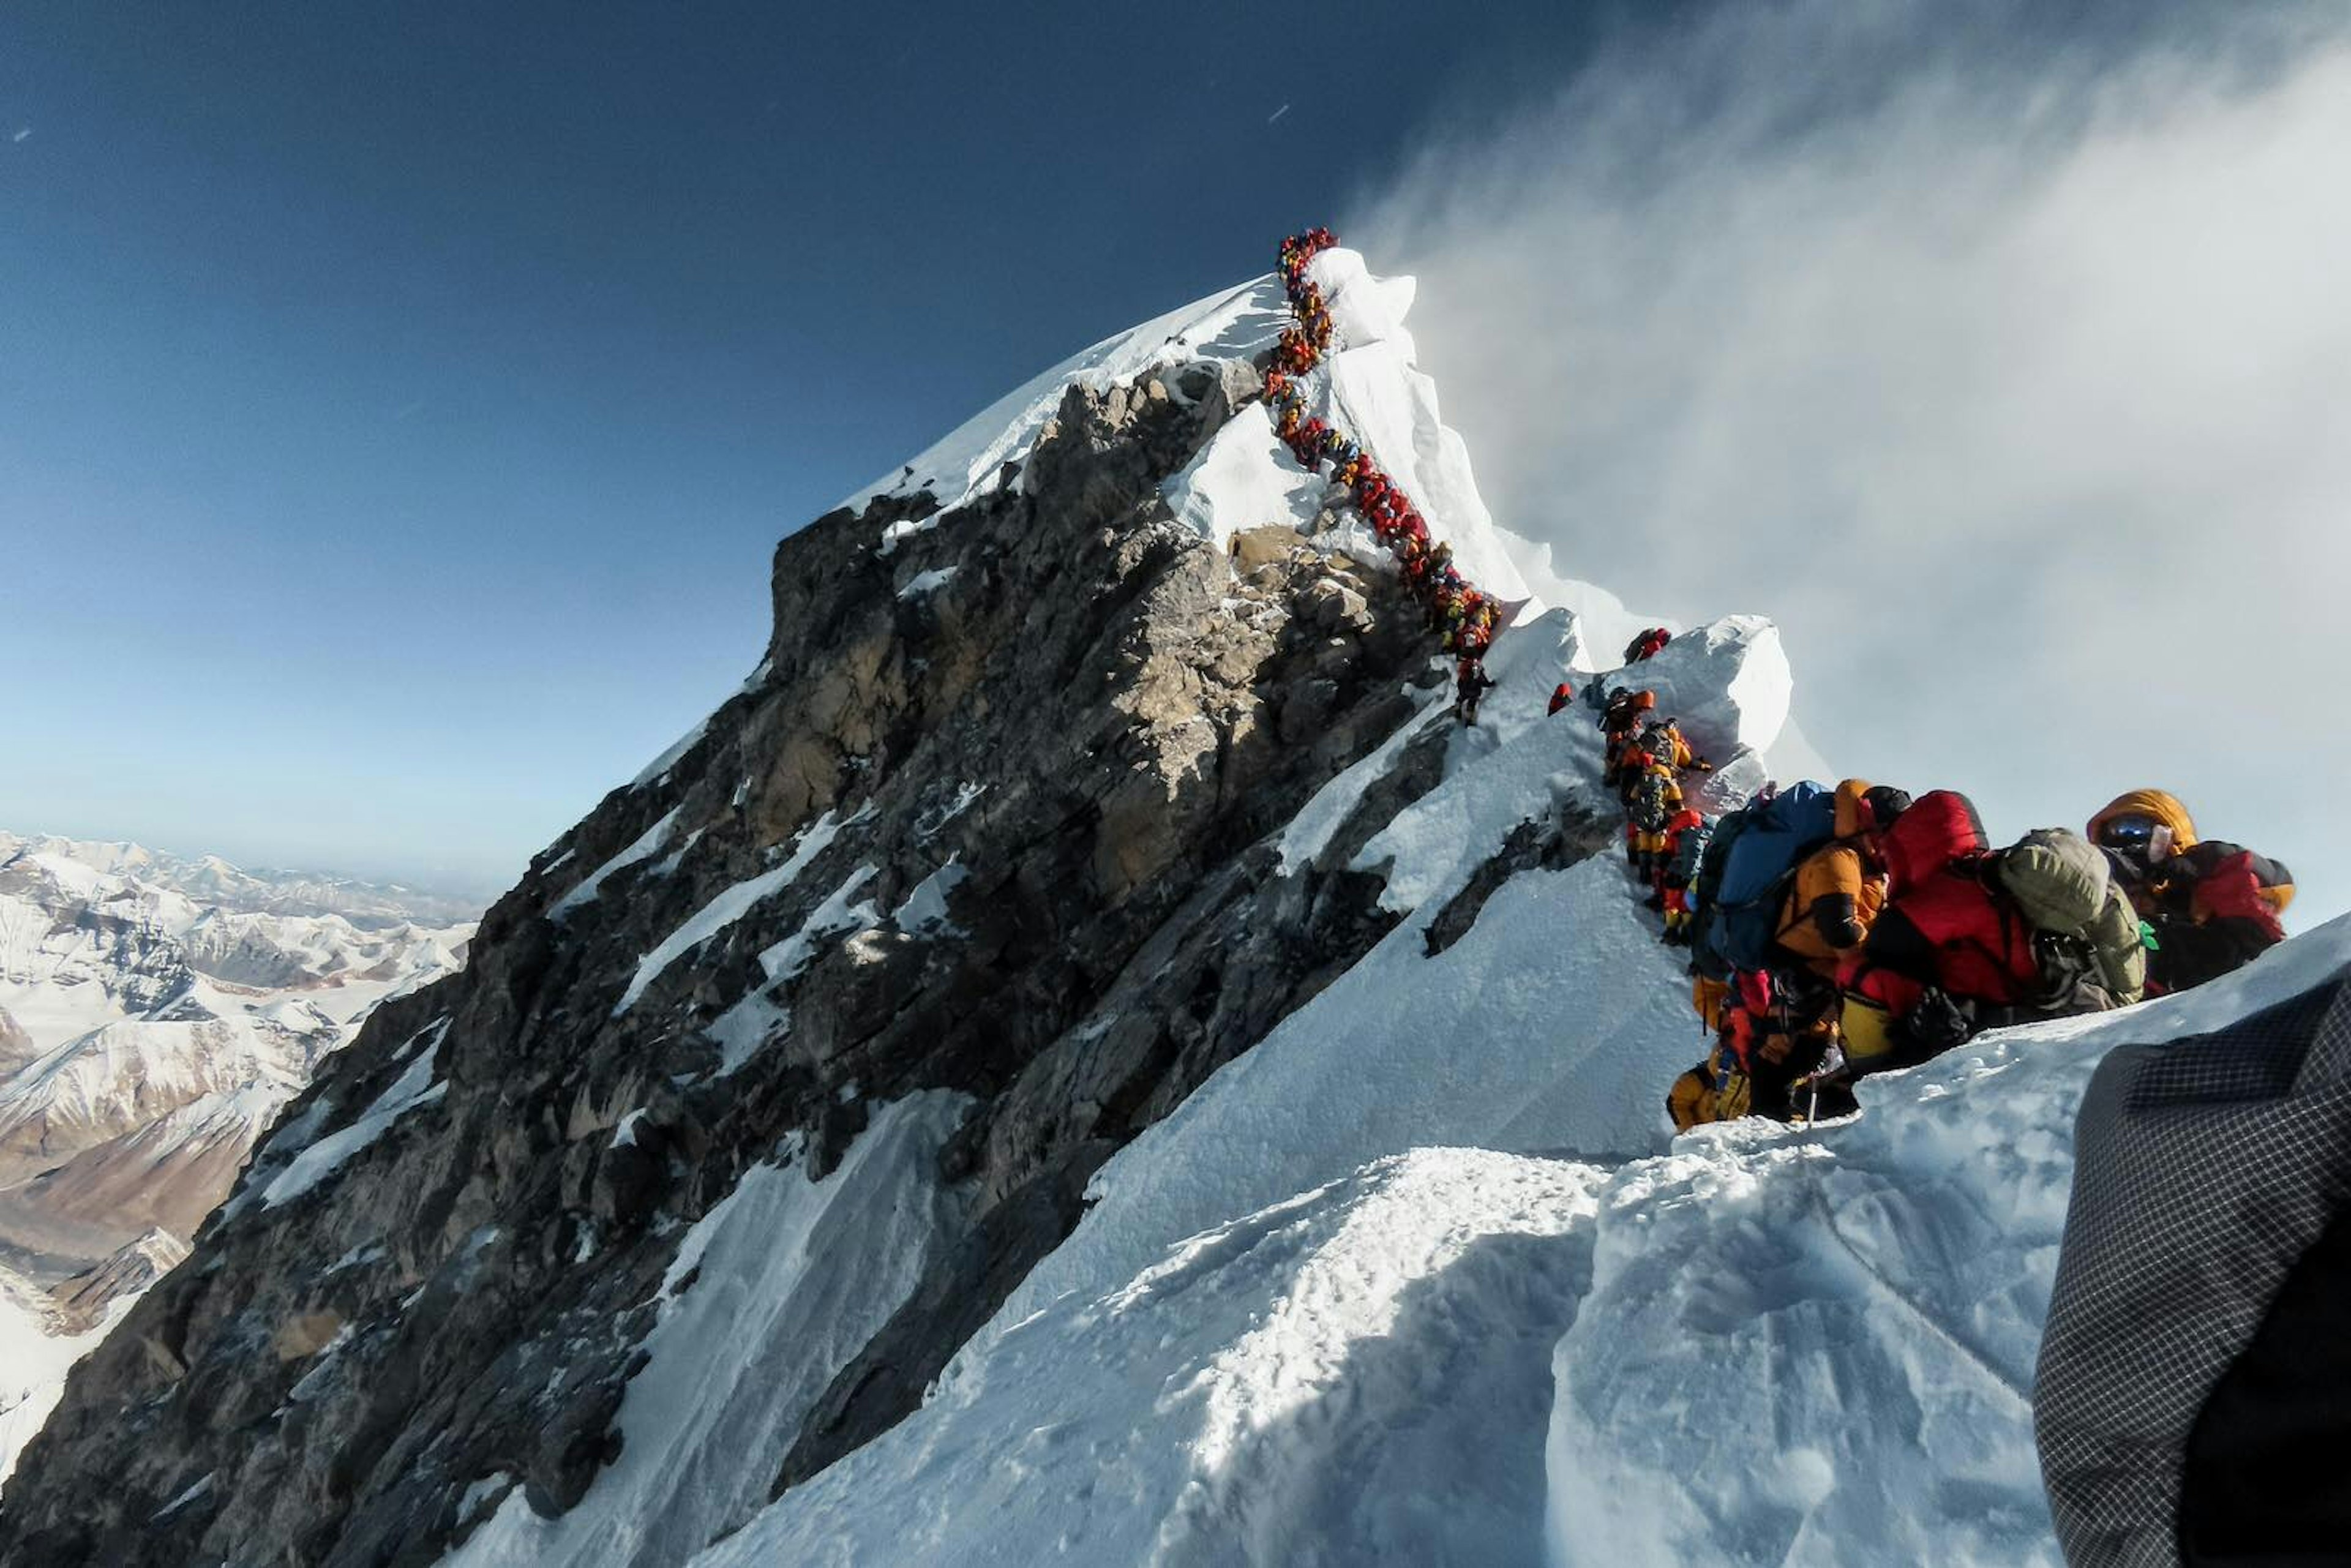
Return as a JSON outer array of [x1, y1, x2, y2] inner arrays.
[[693, 913, 2351, 1568]]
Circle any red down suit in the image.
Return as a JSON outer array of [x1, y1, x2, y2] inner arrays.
[[1840, 790, 2041, 1065]]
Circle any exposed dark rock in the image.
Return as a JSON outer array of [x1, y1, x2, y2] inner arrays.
[[0, 359, 1460, 1568], [1424, 802, 1621, 958]]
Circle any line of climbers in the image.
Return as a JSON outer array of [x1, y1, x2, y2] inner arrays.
[[1257, 227, 2302, 1136], [1269, 230, 1504, 724], [1570, 672, 2299, 1130]]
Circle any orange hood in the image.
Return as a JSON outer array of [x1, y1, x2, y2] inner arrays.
[[2088, 789, 2199, 852], [1834, 779, 1875, 839]]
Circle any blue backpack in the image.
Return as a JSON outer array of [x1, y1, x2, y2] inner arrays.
[[1704, 781, 1839, 973]]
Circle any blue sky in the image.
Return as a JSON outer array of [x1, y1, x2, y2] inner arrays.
[[0, 1, 1652, 891], [4, 1, 2343, 923]]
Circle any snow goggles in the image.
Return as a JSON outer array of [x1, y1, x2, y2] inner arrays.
[[2098, 814, 2161, 847]]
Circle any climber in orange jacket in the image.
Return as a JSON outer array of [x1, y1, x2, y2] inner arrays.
[[1771, 781, 1911, 981], [2089, 790, 2294, 995]]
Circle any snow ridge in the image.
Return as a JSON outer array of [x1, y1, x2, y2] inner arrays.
[[673, 239, 2337, 1567]]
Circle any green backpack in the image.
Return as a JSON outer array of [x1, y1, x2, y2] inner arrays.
[[1995, 828, 2148, 1008]]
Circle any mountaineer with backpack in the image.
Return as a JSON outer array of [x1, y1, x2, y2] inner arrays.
[[1624, 760, 1683, 880], [1670, 778, 1845, 1125], [1691, 779, 1840, 984], [1617, 716, 1708, 811], [1657, 808, 1709, 940], [2089, 789, 2294, 995], [1771, 781, 1911, 981], [1455, 656, 1497, 726], [1623, 626, 1671, 664], [1841, 793, 2146, 1074], [1600, 690, 1655, 789], [1837, 790, 2032, 1071], [2139, 840, 2293, 991]]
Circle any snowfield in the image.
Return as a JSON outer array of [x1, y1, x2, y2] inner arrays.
[[673, 917, 2351, 1568]]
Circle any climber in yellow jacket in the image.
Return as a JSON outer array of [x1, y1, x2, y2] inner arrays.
[[1771, 781, 1912, 982]]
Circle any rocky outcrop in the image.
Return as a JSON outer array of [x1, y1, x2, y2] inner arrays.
[[0, 1007, 32, 1080], [47, 1230, 189, 1335], [0, 362, 1464, 1566]]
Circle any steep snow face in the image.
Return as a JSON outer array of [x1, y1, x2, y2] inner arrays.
[[696, 1147, 1605, 1568], [1162, 402, 1329, 552], [689, 877, 2347, 1568], [445, 1092, 973, 1568], [836, 278, 1290, 519], [1161, 249, 1532, 607], [1300, 248, 1529, 603]]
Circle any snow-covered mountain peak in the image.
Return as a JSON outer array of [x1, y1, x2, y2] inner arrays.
[[0, 241, 1809, 1564], [4, 235, 2322, 1568]]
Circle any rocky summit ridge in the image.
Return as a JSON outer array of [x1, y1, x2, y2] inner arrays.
[[0, 263, 1544, 1565]]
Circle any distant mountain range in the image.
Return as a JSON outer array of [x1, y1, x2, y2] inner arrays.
[[0, 830, 476, 1484], [0, 833, 486, 931]]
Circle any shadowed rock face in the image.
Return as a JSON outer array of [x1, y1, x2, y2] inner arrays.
[[0, 366, 1458, 1566]]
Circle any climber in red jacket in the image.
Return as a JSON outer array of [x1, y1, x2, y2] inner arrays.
[[1839, 790, 2041, 1073], [1622, 627, 1671, 664]]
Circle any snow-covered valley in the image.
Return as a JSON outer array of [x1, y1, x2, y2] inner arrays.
[[1, 246, 2335, 1568]]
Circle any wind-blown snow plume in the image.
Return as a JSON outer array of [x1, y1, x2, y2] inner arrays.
[[1349, 0, 2351, 920]]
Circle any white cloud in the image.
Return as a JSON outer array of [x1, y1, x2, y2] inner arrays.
[[1351, 2, 2351, 922]]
